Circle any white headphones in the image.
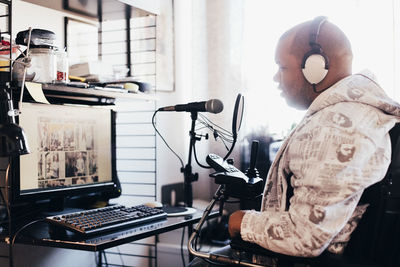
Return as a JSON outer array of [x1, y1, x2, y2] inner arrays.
[[301, 16, 329, 87]]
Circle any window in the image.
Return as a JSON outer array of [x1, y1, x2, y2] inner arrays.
[[242, 0, 397, 137]]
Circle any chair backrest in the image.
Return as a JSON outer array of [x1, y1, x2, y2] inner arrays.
[[344, 123, 400, 266]]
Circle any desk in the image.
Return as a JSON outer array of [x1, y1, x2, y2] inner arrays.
[[0, 209, 218, 267], [11, 209, 218, 251]]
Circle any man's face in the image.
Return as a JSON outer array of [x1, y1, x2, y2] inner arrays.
[[273, 37, 311, 110], [336, 143, 355, 162], [340, 144, 354, 156]]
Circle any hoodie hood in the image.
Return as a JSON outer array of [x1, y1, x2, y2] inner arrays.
[[307, 70, 400, 118]]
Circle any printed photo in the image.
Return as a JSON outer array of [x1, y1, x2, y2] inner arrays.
[[38, 153, 44, 179], [38, 122, 49, 151], [63, 123, 76, 151], [72, 177, 87, 185], [65, 151, 88, 177], [88, 151, 98, 175], [45, 152, 60, 179], [48, 124, 64, 151]]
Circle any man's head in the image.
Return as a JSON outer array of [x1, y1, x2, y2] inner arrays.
[[309, 205, 326, 224], [273, 17, 353, 110], [336, 143, 356, 162]]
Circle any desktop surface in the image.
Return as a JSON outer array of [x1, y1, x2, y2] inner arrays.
[[9, 207, 219, 251]]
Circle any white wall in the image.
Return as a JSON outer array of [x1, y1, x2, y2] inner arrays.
[[189, 0, 245, 201], [12, 0, 97, 49], [155, 0, 192, 201]]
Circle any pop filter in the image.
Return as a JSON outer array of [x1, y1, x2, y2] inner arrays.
[[223, 93, 244, 160], [232, 93, 244, 139]]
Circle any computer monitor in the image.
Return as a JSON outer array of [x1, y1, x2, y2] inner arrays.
[[11, 102, 120, 206]]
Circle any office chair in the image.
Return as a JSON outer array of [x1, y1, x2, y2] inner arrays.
[[229, 123, 400, 267], [189, 123, 400, 267]]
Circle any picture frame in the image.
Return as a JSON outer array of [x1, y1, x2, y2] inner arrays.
[[64, 17, 99, 65], [63, 0, 98, 18]]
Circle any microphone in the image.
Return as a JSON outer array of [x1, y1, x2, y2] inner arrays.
[[158, 99, 224, 114]]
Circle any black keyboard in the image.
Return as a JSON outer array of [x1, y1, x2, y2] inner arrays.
[[46, 205, 167, 235]]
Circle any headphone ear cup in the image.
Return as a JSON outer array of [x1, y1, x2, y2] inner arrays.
[[302, 54, 328, 84]]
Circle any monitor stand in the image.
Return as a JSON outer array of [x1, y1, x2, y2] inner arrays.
[[48, 196, 65, 212]]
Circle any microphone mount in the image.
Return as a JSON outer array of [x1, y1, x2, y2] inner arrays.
[[182, 111, 200, 208]]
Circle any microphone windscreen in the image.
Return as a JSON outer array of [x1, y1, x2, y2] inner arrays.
[[206, 99, 224, 114]]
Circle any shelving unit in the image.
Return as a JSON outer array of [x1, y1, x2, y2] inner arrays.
[[0, 1, 161, 266], [0, 0, 12, 84]]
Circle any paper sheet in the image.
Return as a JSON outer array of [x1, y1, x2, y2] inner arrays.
[[25, 82, 50, 104]]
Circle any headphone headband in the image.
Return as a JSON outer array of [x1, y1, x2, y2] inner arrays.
[[309, 16, 327, 48], [301, 16, 330, 87]]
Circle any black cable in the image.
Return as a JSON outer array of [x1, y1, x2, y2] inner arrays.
[[10, 219, 46, 267], [197, 115, 234, 143], [152, 110, 184, 169], [180, 226, 186, 267], [195, 119, 232, 153], [218, 135, 231, 151], [197, 121, 234, 144], [223, 135, 237, 161], [193, 143, 211, 169]]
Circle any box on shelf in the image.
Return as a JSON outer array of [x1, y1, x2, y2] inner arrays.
[[69, 61, 113, 78]]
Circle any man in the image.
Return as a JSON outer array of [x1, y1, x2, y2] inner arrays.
[[189, 17, 400, 266], [228, 16, 400, 258]]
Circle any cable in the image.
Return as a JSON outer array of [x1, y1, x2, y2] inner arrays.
[[223, 135, 237, 161], [10, 219, 46, 267], [218, 135, 231, 151], [197, 119, 234, 144], [197, 114, 233, 142], [152, 110, 184, 169], [193, 143, 211, 169], [198, 114, 232, 137], [180, 226, 186, 267]]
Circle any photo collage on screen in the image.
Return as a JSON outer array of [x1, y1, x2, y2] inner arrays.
[[37, 118, 99, 188]]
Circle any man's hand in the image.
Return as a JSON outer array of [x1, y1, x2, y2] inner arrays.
[[228, 210, 246, 238]]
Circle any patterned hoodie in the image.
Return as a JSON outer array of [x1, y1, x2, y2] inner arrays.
[[240, 70, 400, 257]]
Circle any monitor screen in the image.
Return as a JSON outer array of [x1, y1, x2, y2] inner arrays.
[[12, 102, 120, 203]]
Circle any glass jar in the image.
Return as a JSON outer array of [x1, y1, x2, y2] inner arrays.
[[55, 50, 68, 83], [28, 47, 57, 83]]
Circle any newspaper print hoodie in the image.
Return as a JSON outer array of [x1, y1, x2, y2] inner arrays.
[[240, 70, 400, 257]]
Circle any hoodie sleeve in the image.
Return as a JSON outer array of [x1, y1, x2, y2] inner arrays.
[[240, 103, 394, 257]]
